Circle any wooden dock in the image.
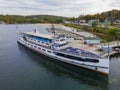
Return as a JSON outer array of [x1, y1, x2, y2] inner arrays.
[[46, 26, 120, 57]]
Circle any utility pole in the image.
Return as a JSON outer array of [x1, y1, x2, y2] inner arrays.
[[108, 40, 110, 60], [117, 31, 120, 46], [51, 24, 55, 39]]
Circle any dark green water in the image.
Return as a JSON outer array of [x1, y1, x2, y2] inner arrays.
[[0, 24, 119, 90]]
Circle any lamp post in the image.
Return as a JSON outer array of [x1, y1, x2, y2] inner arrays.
[[108, 39, 110, 60], [117, 30, 120, 46]]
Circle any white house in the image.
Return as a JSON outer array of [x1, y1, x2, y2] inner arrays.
[[0, 21, 5, 24], [82, 37, 100, 45]]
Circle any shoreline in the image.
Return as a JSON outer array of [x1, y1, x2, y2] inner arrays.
[[0, 23, 63, 25], [1, 23, 119, 57]]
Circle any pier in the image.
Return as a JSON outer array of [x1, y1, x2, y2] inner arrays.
[[46, 26, 120, 57], [46, 26, 94, 40], [100, 41, 120, 57], [101, 41, 120, 48]]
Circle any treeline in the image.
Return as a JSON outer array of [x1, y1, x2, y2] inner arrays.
[[0, 15, 67, 24], [0, 9, 120, 24], [78, 9, 120, 22]]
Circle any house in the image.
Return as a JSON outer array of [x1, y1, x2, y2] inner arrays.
[[114, 19, 120, 25], [72, 20, 78, 25], [63, 20, 71, 24], [78, 20, 89, 26], [116, 19, 120, 23], [88, 19, 100, 25], [79, 20, 86, 23], [0, 21, 5, 24], [82, 37, 100, 45]]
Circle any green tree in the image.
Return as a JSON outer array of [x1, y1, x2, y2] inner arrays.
[[92, 21, 98, 28], [105, 28, 119, 38], [92, 21, 98, 30], [105, 19, 110, 29]]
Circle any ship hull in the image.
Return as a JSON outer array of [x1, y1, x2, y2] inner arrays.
[[17, 38, 109, 76]]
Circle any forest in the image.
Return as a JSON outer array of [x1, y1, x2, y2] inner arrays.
[[78, 9, 120, 22], [0, 15, 67, 24], [0, 9, 120, 24]]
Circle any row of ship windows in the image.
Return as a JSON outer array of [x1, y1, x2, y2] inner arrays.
[[21, 40, 52, 53], [27, 38, 49, 45], [56, 53, 99, 63], [56, 39, 65, 42], [30, 44, 52, 53]]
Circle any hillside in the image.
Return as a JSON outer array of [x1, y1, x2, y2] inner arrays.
[[78, 9, 120, 22], [0, 15, 68, 24]]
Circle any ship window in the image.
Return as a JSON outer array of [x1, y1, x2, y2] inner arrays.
[[67, 55, 79, 60], [47, 50, 51, 53], [34, 46, 37, 48], [85, 58, 99, 63], [60, 39, 65, 41], [56, 53, 66, 57], [38, 47, 41, 49], [46, 43, 49, 45], [42, 49, 46, 51], [56, 53, 99, 63], [31, 45, 33, 47], [42, 42, 44, 44]]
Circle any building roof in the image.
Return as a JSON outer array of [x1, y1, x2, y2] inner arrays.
[[83, 37, 100, 40], [24, 31, 53, 39]]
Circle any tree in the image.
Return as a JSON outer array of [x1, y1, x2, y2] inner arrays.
[[104, 19, 110, 30], [105, 28, 119, 38], [92, 21, 98, 30]]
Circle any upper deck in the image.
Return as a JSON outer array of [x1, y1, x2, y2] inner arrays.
[[24, 31, 53, 40]]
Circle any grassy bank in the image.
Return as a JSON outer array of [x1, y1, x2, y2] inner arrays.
[[64, 24, 82, 30], [64, 24, 120, 42]]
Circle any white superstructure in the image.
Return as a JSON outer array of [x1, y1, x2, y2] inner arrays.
[[16, 30, 109, 75]]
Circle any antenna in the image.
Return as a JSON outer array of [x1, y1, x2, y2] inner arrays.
[[16, 24, 21, 33], [52, 24, 55, 39], [51, 25, 55, 49]]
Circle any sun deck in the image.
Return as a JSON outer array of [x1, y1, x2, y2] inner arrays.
[[32, 36, 50, 43], [59, 47, 102, 59], [24, 32, 53, 40]]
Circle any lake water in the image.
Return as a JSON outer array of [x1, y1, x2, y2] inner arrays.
[[0, 24, 120, 90]]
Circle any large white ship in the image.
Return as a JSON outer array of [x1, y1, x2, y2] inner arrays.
[[16, 27, 109, 75]]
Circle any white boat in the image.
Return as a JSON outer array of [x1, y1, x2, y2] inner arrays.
[[16, 28, 109, 75]]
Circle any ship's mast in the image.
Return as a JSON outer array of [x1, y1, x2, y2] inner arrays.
[[51, 24, 56, 49], [51, 25, 59, 50], [52, 24, 55, 39], [51, 24, 56, 43]]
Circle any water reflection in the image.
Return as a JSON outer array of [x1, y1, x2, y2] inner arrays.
[[109, 54, 120, 90], [110, 53, 120, 61], [17, 43, 108, 90]]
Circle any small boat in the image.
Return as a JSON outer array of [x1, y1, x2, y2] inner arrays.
[[16, 27, 109, 75]]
